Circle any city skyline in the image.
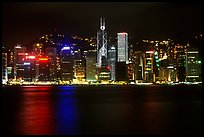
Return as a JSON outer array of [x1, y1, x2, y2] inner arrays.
[[2, 2, 202, 48]]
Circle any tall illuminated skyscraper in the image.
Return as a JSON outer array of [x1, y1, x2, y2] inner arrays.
[[60, 46, 74, 82], [2, 47, 8, 84], [117, 32, 128, 63], [13, 44, 27, 80], [108, 45, 116, 81], [97, 17, 108, 68], [96, 17, 110, 81], [186, 48, 202, 82]]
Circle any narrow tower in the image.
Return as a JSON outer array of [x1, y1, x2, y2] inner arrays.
[[97, 17, 108, 68], [96, 17, 110, 81]]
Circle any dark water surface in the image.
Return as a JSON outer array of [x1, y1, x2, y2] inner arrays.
[[0, 85, 202, 135]]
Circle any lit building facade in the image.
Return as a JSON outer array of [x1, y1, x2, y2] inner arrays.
[[86, 50, 97, 82], [60, 47, 74, 82], [73, 49, 85, 81], [96, 17, 110, 81], [13, 45, 27, 80], [2, 47, 8, 84], [38, 57, 50, 81], [186, 49, 202, 82], [132, 51, 144, 83], [108, 45, 116, 81], [45, 47, 57, 81], [117, 32, 128, 63], [23, 55, 36, 82], [144, 51, 154, 83]]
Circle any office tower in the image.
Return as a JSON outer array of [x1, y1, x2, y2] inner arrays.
[[23, 55, 36, 82], [45, 47, 57, 81], [158, 53, 169, 82], [7, 49, 14, 80], [2, 47, 8, 84], [108, 45, 116, 81], [144, 51, 154, 83], [73, 49, 85, 81], [97, 17, 108, 68], [96, 17, 109, 81], [60, 46, 74, 82], [133, 51, 144, 83], [117, 32, 128, 63], [186, 48, 202, 82], [37, 57, 50, 81], [13, 44, 27, 80], [174, 44, 186, 82], [86, 50, 97, 82]]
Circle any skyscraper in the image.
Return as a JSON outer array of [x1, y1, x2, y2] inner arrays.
[[96, 17, 110, 81], [2, 47, 8, 84], [13, 44, 27, 80], [86, 50, 97, 82], [97, 17, 108, 68], [144, 51, 154, 83], [117, 32, 128, 64], [45, 47, 57, 81], [60, 46, 74, 82], [108, 45, 116, 81], [23, 55, 36, 82], [186, 48, 202, 82]]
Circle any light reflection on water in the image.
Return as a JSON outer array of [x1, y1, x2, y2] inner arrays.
[[1, 85, 202, 135]]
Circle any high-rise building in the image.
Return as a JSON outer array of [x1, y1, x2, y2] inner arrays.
[[23, 55, 36, 82], [2, 47, 8, 84], [96, 17, 110, 81], [7, 49, 14, 80], [144, 51, 154, 83], [73, 49, 85, 81], [108, 45, 116, 81], [60, 46, 74, 82], [117, 32, 128, 63], [37, 57, 50, 81], [13, 45, 27, 80], [45, 47, 57, 81], [186, 48, 202, 82], [86, 50, 97, 82], [97, 17, 108, 68], [133, 51, 144, 83], [174, 44, 186, 82]]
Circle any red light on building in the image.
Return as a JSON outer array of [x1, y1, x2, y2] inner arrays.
[[26, 56, 36, 59], [107, 66, 110, 71]]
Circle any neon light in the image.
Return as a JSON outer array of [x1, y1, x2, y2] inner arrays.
[[62, 47, 70, 50], [146, 51, 154, 54], [26, 56, 35, 59], [39, 58, 48, 61], [187, 76, 199, 78], [188, 51, 198, 54], [167, 66, 174, 69], [24, 62, 30, 65]]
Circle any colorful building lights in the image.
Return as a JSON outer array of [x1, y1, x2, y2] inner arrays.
[[61, 47, 70, 50]]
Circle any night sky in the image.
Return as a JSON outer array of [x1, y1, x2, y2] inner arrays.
[[2, 2, 202, 49]]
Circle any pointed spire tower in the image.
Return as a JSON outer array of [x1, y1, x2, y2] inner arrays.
[[96, 17, 110, 81], [97, 17, 108, 68]]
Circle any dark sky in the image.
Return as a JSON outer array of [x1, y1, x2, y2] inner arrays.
[[2, 2, 202, 48]]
